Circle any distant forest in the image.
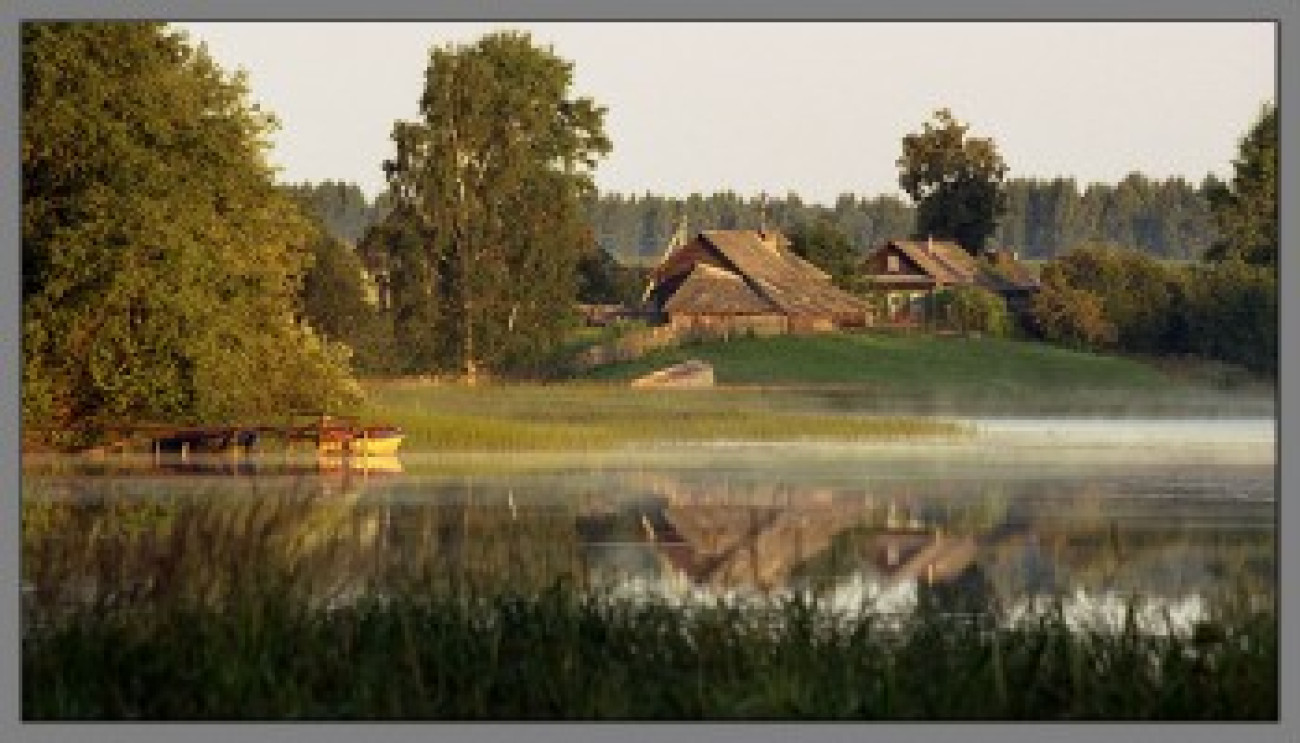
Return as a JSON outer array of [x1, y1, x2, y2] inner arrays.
[[290, 173, 1218, 263], [584, 175, 1218, 263]]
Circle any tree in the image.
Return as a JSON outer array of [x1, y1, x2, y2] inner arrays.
[[22, 22, 359, 444], [1204, 103, 1276, 266], [898, 108, 1009, 256], [1048, 243, 1180, 353], [786, 215, 858, 290], [379, 31, 611, 379]]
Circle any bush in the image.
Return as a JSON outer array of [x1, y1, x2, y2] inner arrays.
[[938, 286, 1011, 337], [1029, 282, 1116, 351]]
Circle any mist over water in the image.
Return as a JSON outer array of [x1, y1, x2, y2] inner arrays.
[[22, 415, 1275, 635]]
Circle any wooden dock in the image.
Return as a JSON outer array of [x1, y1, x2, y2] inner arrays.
[[36, 415, 401, 459]]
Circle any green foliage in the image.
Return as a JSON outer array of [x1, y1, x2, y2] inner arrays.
[[786, 216, 859, 290], [23, 581, 1277, 720], [300, 230, 394, 374], [1045, 244, 1182, 353], [1029, 281, 1116, 351], [898, 108, 1009, 255], [1204, 103, 1276, 266], [1180, 261, 1277, 375], [357, 205, 448, 374], [375, 31, 611, 378], [936, 286, 1011, 338], [576, 243, 647, 305], [21, 22, 359, 443], [366, 30, 608, 376], [587, 176, 1212, 266], [1031, 243, 1276, 377], [994, 176, 1216, 260]]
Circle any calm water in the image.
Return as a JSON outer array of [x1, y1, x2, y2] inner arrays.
[[22, 417, 1275, 633]]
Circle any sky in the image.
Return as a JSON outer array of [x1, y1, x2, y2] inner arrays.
[[177, 21, 1276, 206]]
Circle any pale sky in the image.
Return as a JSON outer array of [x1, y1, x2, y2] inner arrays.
[[177, 22, 1276, 205]]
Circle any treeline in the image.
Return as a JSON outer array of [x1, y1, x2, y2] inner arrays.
[[994, 175, 1217, 260], [580, 175, 1218, 263], [298, 175, 1218, 268], [281, 181, 391, 246], [1030, 244, 1275, 375]]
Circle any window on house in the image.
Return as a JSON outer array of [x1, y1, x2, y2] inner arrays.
[[887, 254, 899, 273]]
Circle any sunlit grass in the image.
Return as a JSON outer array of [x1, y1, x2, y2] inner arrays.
[[355, 382, 968, 452], [572, 333, 1273, 415]]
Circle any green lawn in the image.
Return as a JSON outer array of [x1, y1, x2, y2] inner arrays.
[[350, 333, 1270, 452], [575, 332, 1270, 413]]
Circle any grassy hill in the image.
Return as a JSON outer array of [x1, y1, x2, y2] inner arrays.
[[574, 332, 1272, 415]]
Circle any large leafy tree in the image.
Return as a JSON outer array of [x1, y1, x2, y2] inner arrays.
[[898, 108, 1009, 256], [1203, 103, 1276, 266], [22, 22, 358, 443], [378, 31, 611, 378]]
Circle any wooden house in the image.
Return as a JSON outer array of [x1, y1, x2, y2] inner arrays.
[[644, 229, 873, 335], [860, 238, 1040, 325]]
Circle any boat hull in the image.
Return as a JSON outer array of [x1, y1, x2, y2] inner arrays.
[[317, 434, 404, 456]]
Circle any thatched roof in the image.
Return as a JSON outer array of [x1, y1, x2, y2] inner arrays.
[[655, 230, 870, 317], [662, 263, 777, 315], [869, 240, 1039, 294]]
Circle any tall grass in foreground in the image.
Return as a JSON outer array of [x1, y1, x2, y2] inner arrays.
[[23, 582, 1276, 720]]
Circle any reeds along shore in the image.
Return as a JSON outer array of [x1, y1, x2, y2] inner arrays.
[[21, 579, 1276, 720]]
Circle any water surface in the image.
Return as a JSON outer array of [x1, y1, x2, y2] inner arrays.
[[22, 417, 1275, 633]]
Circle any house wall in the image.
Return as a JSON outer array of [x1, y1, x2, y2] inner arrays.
[[670, 313, 788, 338], [862, 246, 928, 278], [788, 316, 836, 333]]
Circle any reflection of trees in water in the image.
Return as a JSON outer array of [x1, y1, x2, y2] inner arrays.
[[23, 470, 387, 618], [23, 463, 1274, 622]]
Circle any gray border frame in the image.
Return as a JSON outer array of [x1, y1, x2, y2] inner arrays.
[[4, 2, 1293, 743]]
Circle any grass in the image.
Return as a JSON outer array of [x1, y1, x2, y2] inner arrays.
[[347, 333, 1271, 452], [355, 381, 969, 452], [573, 332, 1273, 415], [22, 580, 1277, 720]]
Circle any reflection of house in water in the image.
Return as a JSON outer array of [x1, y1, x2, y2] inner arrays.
[[615, 479, 1022, 617], [640, 494, 873, 591]]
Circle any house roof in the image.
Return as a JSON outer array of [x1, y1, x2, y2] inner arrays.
[[657, 230, 869, 317], [662, 263, 778, 315], [867, 240, 1039, 294]]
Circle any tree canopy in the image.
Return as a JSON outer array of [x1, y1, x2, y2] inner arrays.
[[22, 22, 358, 443], [1203, 103, 1276, 266], [785, 216, 858, 290], [372, 31, 611, 378], [898, 108, 1009, 256]]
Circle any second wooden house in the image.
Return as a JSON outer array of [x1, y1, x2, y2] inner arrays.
[[860, 237, 1040, 326]]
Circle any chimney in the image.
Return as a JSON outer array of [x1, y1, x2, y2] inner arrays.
[[926, 235, 933, 254]]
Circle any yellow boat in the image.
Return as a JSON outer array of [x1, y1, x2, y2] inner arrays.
[[317, 431, 403, 454], [292, 415, 405, 456]]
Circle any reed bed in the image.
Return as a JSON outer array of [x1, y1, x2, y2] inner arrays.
[[358, 383, 969, 452], [22, 579, 1276, 720]]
